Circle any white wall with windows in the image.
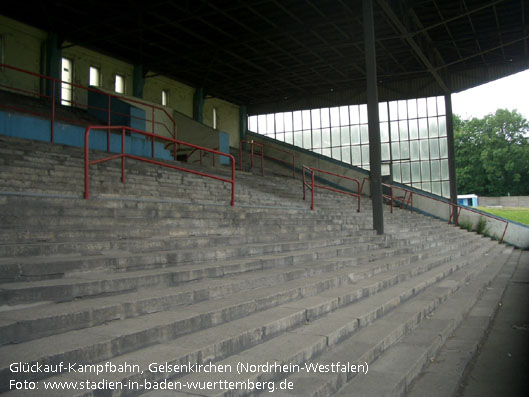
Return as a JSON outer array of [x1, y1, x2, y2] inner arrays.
[[248, 96, 450, 198]]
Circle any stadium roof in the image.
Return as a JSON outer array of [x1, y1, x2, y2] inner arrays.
[[4, 0, 529, 113]]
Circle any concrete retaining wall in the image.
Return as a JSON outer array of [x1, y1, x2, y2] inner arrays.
[[246, 131, 369, 194], [393, 184, 529, 249], [479, 196, 529, 207]]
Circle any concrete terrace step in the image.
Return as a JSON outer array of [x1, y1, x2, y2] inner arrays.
[[0, 239, 496, 394], [0, 212, 440, 245], [0, 232, 485, 345], [405, 248, 523, 397], [0, 225, 372, 257], [246, 244, 512, 397], [0, 227, 385, 283], [0, 135, 511, 397], [331, 245, 515, 397], [0, 225, 474, 295]]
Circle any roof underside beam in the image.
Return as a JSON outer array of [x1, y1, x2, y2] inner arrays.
[[377, 0, 450, 94]]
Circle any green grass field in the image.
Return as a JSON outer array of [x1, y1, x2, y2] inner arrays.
[[477, 207, 529, 226]]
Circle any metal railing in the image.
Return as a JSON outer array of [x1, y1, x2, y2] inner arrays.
[[84, 125, 235, 206], [239, 140, 264, 176], [239, 140, 296, 178], [0, 64, 178, 147], [381, 183, 413, 214], [360, 177, 370, 195], [178, 146, 220, 166], [382, 183, 509, 243], [302, 166, 361, 212]]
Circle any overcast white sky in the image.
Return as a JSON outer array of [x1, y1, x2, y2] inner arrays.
[[452, 69, 529, 121]]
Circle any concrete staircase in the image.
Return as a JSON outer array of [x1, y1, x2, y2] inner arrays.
[[0, 135, 517, 396]]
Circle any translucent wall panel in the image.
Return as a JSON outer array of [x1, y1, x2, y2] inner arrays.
[[266, 114, 275, 135], [321, 108, 330, 128], [380, 122, 389, 143], [330, 107, 340, 127], [303, 130, 312, 149], [302, 110, 311, 130], [293, 111, 302, 131], [248, 95, 449, 198], [276, 113, 284, 132], [340, 106, 350, 125], [379, 102, 388, 122], [284, 112, 293, 132], [312, 109, 321, 128]]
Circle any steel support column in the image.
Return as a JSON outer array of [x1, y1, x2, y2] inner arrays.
[[363, 0, 384, 235], [44, 32, 61, 98], [133, 64, 145, 99], [445, 94, 458, 204], [239, 105, 248, 143]]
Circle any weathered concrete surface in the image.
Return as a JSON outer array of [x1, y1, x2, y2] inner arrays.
[[479, 196, 529, 207], [459, 250, 529, 397], [406, 249, 528, 397]]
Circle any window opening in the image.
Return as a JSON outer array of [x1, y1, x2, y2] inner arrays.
[[61, 57, 73, 106], [115, 74, 124, 94], [212, 107, 217, 130], [89, 66, 101, 87]]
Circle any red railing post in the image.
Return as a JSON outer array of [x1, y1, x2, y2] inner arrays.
[[230, 158, 235, 206], [84, 127, 90, 199], [311, 170, 315, 210], [355, 179, 361, 213], [107, 95, 111, 152], [390, 186, 394, 214], [151, 108, 155, 158], [84, 125, 236, 205], [500, 223, 508, 244], [456, 205, 463, 226], [151, 108, 155, 134], [303, 166, 361, 213], [51, 81, 56, 143], [302, 167, 306, 201], [260, 147, 264, 176], [121, 127, 126, 183], [449, 203, 455, 224], [239, 141, 243, 171]]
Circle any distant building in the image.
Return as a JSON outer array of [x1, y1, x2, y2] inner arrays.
[[458, 194, 478, 207]]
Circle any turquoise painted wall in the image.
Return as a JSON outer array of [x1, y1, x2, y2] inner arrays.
[[0, 110, 173, 161]]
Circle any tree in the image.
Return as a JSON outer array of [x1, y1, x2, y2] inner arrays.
[[454, 109, 529, 196]]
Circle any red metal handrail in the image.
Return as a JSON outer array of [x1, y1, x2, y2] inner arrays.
[[239, 140, 264, 176], [0, 63, 178, 145], [84, 125, 235, 206], [382, 183, 509, 244], [360, 177, 370, 195], [381, 183, 413, 214], [175, 146, 220, 166], [302, 166, 361, 212], [239, 139, 296, 178]]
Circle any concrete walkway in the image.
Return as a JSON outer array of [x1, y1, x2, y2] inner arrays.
[[407, 249, 529, 397], [459, 250, 529, 397]]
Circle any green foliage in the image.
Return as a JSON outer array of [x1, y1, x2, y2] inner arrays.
[[476, 217, 488, 235], [454, 110, 529, 196], [458, 219, 473, 232]]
